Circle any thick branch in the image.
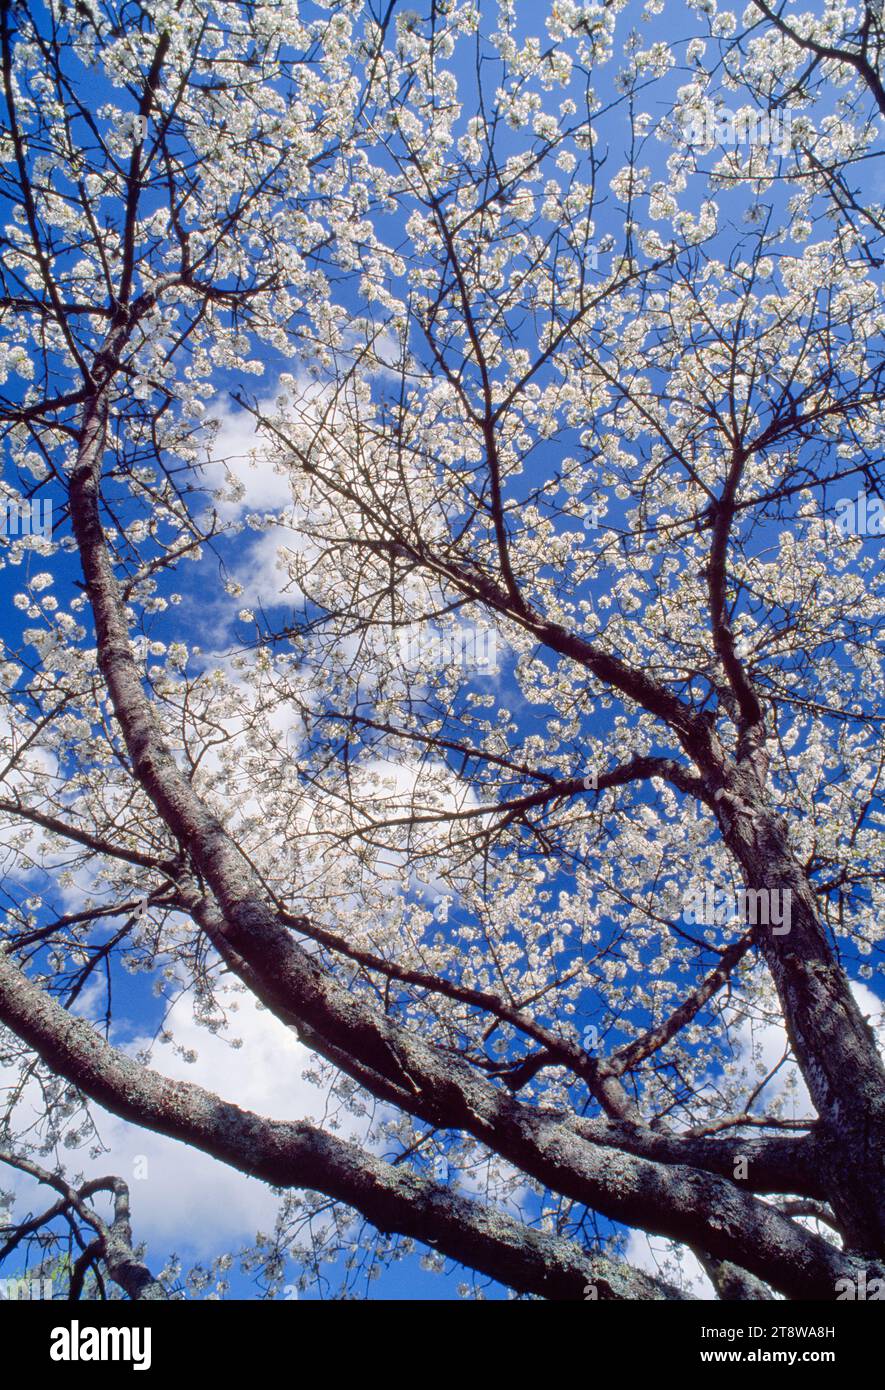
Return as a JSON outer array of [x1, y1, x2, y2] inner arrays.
[[0, 952, 681, 1302], [0, 946, 856, 1298]]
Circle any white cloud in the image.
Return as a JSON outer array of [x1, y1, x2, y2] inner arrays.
[[1, 981, 369, 1261], [226, 521, 309, 610], [624, 1230, 716, 1298], [196, 400, 293, 522], [724, 978, 884, 1122]]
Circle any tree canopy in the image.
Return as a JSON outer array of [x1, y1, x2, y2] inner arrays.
[[0, 0, 883, 1302]]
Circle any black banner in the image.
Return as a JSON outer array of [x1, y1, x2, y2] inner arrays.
[[2, 1296, 879, 1378]]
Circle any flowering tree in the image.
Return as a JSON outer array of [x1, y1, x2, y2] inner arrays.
[[0, 0, 882, 1302]]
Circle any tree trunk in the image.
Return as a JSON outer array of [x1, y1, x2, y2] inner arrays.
[[719, 773, 885, 1254]]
